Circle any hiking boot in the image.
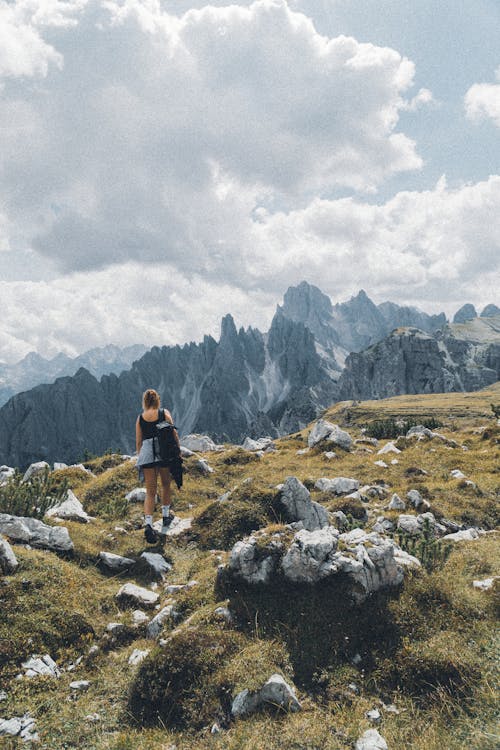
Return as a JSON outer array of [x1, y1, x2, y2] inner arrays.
[[144, 524, 159, 544], [161, 513, 174, 533]]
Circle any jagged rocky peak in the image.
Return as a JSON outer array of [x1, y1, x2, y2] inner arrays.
[[279, 281, 340, 349], [453, 303, 477, 324], [481, 303, 500, 318], [331, 289, 387, 352], [378, 301, 446, 333]]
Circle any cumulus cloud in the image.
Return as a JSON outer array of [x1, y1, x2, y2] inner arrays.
[[0, 0, 421, 276], [465, 66, 500, 127], [1, 175, 499, 362]]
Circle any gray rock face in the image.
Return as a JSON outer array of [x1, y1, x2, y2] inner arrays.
[[231, 674, 301, 717], [0, 514, 73, 552], [45, 490, 90, 523], [22, 654, 60, 678], [0, 535, 18, 573], [181, 435, 222, 452], [229, 536, 283, 585], [146, 606, 174, 638], [99, 551, 135, 571], [453, 303, 477, 324], [0, 713, 38, 742], [281, 527, 340, 583], [126, 488, 146, 503], [338, 319, 500, 401], [442, 528, 480, 542], [280, 476, 329, 531], [314, 476, 359, 495], [388, 494, 405, 511], [481, 303, 500, 318]]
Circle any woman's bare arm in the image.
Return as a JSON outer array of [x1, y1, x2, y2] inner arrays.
[[135, 416, 142, 454]]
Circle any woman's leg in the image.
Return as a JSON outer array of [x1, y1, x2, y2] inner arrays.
[[143, 468, 157, 517], [158, 467, 173, 510]]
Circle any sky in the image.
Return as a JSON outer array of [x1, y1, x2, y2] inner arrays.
[[0, 0, 499, 363]]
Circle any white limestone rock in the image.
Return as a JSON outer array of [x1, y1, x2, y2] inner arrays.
[[22, 654, 60, 678], [0, 466, 15, 485], [0, 713, 38, 742], [374, 460, 388, 468], [388, 494, 406, 511], [116, 583, 159, 608], [472, 577, 498, 591], [132, 610, 150, 626], [128, 648, 150, 666], [139, 552, 172, 580], [229, 536, 282, 585], [46, 489, 91, 523], [99, 551, 135, 571], [126, 487, 146, 503], [180, 434, 223, 452], [450, 469, 467, 480], [70, 680, 90, 690], [442, 528, 480, 542], [196, 458, 214, 475], [53, 462, 68, 470], [323, 451, 337, 459], [242, 437, 274, 451], [0, 535, 18, 573], [281, 527, 340, 583], [232, 674, 301, 717], [377, 442, 401, 455], [308, 419, 353, 451], [153, 515, 192, 537], [22, 461, 50, 482], [314, 477, 359, 495], [0, 514, 73, 552], [355, 729, 388, 750], [406, 489, 429, 510], [146, 605, 175, 638], [280, 476, 329, 531]]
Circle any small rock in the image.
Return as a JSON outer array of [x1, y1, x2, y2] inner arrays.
[[211, 722, 221, 734], [232, 674, 301, 716], [139, 552, 172, 580], [46, 490, 91, 523], [355, 729, 388, 750], [22, 654, 60, 678], [22, 461, 50, 482], [196, 458, 214, 475], [377, 442, 401, 455], [365, 708, 381, 723], [153, 516, 193, 537], [323, 451, 337, 459], [280, 476, 329, 531], [450, 469, 466, 480], [0, 535, 18, 573], [296, 448, 310, 456], [242, 436, 274, 451], [214, 606, 234, 624], [308, 419, 352, 450], [388, 494, 405, 511], [106, 622, 125, 635], [84, 713, 101, 722], [99, 551, 135, 571], [442, 528, 480, 542], [146, 605, 175, 638], [125, 487, 146, 503], [0, 690, 7, 701], [472, 577, 498, 591], [53, 462, 68, 470], [132, 610, 150, 626], [128, 648, 150, 666], [314, 477, 359, 495], [406, 489, 429, 510], [181, 434, 223, 452], [374, 460, 388, 468], [116, 583, 159, 608], [69, 680, 90, 690]]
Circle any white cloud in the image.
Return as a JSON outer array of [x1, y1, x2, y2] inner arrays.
[[465, 66, 500, 127], [0, 0, 421, 276], [1, 175, 499, 363]]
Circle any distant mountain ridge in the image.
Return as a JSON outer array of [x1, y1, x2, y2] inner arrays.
[[0, 282, 498, 468], [0, 344, 147, 406]]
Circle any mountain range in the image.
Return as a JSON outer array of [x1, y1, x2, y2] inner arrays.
[[0, 283, 498, 467]]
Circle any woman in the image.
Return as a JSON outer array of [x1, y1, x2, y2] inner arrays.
[[136, 388, 178, 543]]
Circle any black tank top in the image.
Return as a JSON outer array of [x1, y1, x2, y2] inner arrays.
[[139, 409, 164, 439]]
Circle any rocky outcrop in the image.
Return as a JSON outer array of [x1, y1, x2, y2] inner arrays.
[[0, 536, 18, 573], [45, 490, 91, 523], [279, 476, 329, 531], [225, 526, 406, 604], [453, 303, 477, 323]]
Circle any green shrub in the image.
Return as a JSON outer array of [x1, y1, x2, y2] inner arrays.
[[128, 625, 245, 728], [394, 519, 453, 573], [0, 468, 68, 519], [80, 462, 137, 519], [364, 416, 442, 440]]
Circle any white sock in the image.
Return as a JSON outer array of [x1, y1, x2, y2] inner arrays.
[[144, 514, 153, 526], [162, 505, 171, 519]]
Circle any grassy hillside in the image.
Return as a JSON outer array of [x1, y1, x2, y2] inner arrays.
[[0, 386, 499, 749]]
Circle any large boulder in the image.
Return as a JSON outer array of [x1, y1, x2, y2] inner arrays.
[[99, 551, 135, 571], [280, 476, 329, 530], [308, 419, 352, 451], [116, 583, 159, 608], [241, 437, 274, 451], [0, 514, 73, 552], [45, 490, 91, 523], [0, 536, 18, 573], [232, 674, 301, 717]]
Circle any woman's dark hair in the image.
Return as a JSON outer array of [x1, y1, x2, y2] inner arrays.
[[143, 389, 160, 409]]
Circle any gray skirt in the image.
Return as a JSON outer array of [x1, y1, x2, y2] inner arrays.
[[136, 437, 167, 481]]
